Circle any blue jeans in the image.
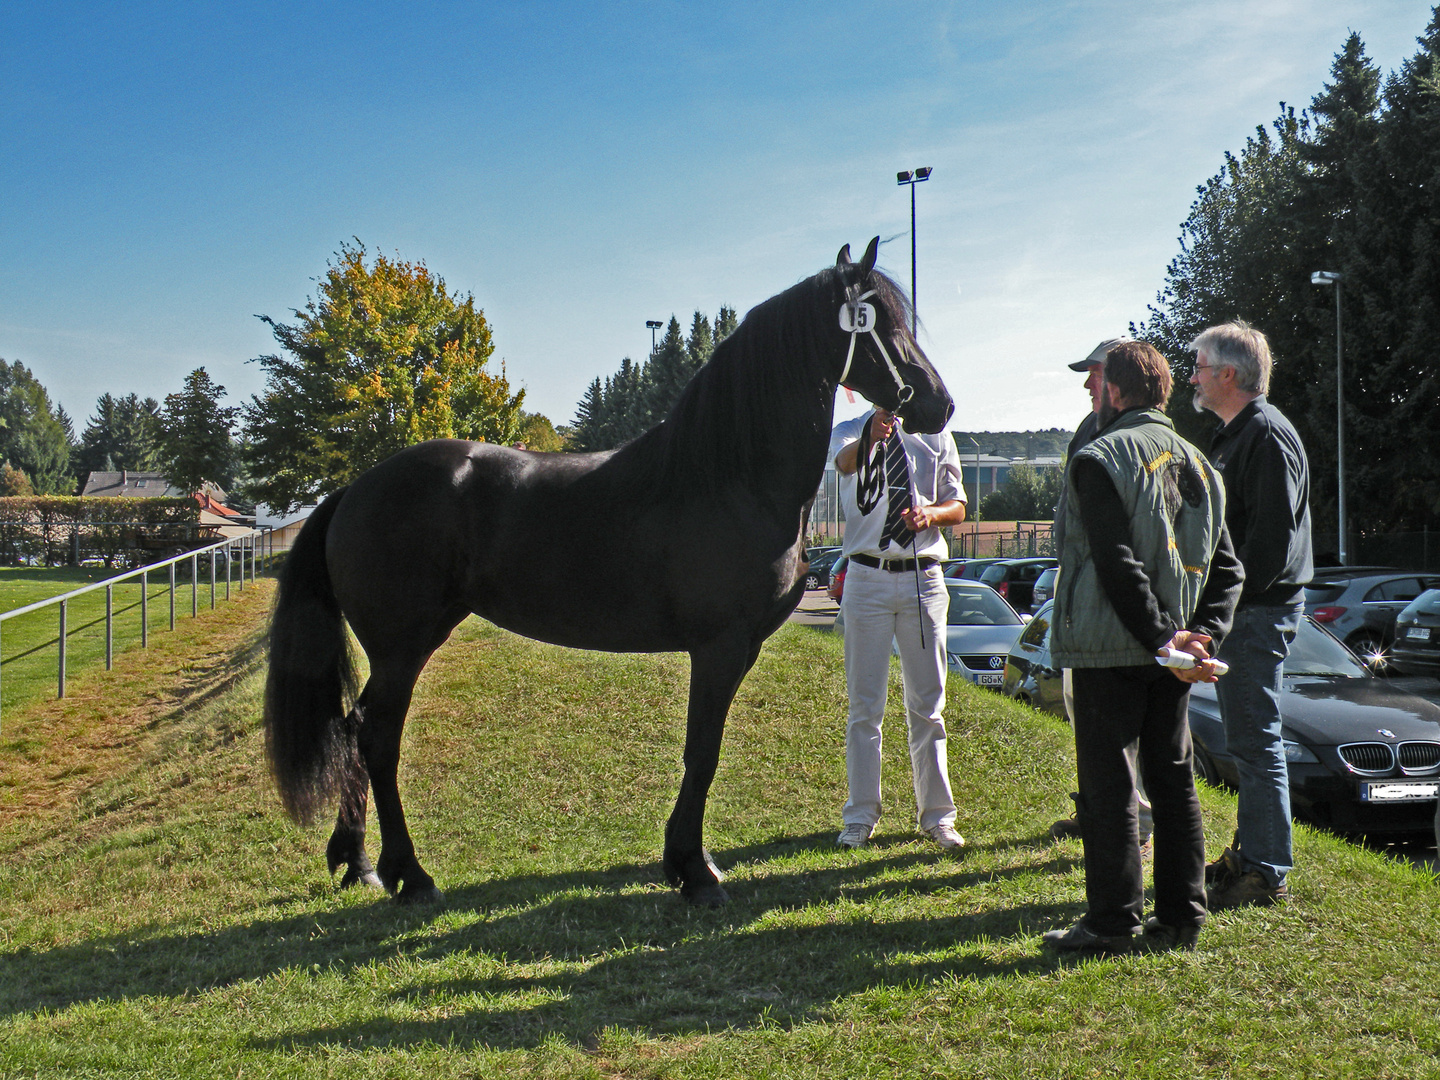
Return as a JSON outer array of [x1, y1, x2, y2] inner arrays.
[[1215, 603, 1301, 888]]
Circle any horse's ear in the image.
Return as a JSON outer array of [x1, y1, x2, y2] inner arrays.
[[859, 236, 879, 275], [836, 243, 852, 267]]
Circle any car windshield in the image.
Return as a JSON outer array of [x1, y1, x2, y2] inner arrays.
[[947, 584, 1021, 626], [1284, 619, 1369, 678]]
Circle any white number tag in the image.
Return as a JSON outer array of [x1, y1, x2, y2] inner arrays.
[[839, 302, 876, 333]]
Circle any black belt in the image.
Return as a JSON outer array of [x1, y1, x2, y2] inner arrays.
[[850, 553, 939, 573]]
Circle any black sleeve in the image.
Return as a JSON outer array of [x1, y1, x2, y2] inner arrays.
[[1189, 522, 1244, 648], [1231, 431, 1300, 598], [1073, 458, 1177, 652]]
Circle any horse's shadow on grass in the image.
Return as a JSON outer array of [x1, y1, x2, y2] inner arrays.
[[4, 832, 1088, 1051]]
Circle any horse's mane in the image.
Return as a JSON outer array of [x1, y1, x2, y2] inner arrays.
[[611, 264, 915, 498]]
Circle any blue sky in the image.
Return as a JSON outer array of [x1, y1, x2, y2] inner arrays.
[[2, 1, 1435, 437]]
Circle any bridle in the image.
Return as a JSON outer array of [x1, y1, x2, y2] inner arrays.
[[837, 288, 914, 408]]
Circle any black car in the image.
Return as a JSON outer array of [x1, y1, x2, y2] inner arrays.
[[979, 558, 1058, 613], [803, 547, 843, 590], [1393, 588, 1440, 677], [1002, 601, 1440, 836], [1031, 566, 1058, 611]]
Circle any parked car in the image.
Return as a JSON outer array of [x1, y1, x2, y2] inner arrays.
[[1001, 600, 1064, 714], [944, 557, 1009, 582], [1303, 568, 1439, 673], [803, 547, 843, 590], [980, 557, 1058, 613], [1002, 600, 1440, 836], [827, 555, 848, 603], [1393, 588, 1440, 677], [1031, 566, 1058, 611], [835, 579, 1025, 689]]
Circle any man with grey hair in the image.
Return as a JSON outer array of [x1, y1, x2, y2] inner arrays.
[[1189, 320, 1313, 910]]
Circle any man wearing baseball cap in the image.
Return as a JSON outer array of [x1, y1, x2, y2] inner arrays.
[[1049, 337, 1154, 849]]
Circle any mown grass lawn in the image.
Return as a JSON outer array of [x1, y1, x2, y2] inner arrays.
[[0, 562, 252, 717], [0, 583, 1437, 1078]]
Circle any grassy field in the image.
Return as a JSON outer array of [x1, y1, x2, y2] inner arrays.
[[1, 582, 1438, 1078], [0, 562, 252, 718]]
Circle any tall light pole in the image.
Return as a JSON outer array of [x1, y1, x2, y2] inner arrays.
[[896, 167, 932, 336], [1312, 270, 1346, 564], [967, 435, 981, 559], [646, 319, 663, 356]]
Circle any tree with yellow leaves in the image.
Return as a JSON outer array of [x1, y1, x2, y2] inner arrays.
[[243, 241, 522, 513]]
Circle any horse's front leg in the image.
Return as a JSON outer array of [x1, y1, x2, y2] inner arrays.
[[325, 706, 383, 889], [663, 636, 761, 906]]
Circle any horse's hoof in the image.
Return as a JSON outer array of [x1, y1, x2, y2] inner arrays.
[[396, 882, 444, 905], [661, 858, 683, 888], [338, 865, 384, 890], [683, 881, 730, 907]]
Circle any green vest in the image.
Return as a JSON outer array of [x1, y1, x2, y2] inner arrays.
[[1052, 409, 1226, 668]]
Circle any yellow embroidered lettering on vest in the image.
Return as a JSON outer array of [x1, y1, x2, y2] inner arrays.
[[1144, 449, 1174, 474]]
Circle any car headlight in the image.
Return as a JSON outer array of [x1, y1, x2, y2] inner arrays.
[[1283, 739, 1318, 763]]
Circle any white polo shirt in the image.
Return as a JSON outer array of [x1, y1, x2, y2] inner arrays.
[[829, 412, 964, 562]]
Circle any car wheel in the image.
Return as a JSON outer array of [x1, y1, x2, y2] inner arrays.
[[1349, 631, 1394, 676], [805, 572, 821, 590], [1193, 745, 1222, 787]]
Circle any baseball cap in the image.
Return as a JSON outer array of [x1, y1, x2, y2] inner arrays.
[[1068, 336, 1132, 372]]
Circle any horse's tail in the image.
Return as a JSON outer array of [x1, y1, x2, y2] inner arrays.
[[263, 488, 358, 825]]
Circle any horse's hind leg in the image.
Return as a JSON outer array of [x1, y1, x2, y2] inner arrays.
[[662, 635, 761, 907], [325, 704, 382, 889], [356, 658, 444, 904]]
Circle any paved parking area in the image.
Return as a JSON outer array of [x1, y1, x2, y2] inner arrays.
[[789, 587, 838, 628]]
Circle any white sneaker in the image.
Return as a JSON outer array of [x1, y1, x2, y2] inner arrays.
[[836, 822, 874, 848], [925, 823, 966, 849]]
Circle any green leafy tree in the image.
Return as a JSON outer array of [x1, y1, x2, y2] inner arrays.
[[569, 305, 732, 451], [75, 392, 164, 477], [0, 463, 33, 496], [243, 241, 523, 513], [980, 464, 1065, 521], [0, 359, 72, 495], [1138, 15, 1440, 536], [514, 410, 566, 452], [158, 368, 239, 495]]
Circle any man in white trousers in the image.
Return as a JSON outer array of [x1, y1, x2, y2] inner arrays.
[[829, 406, 968, 849]]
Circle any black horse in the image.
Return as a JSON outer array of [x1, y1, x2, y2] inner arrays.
[[263, 237, 954, 906]]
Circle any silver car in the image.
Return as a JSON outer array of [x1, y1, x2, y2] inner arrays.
[[1304, 568, 1440, 673]]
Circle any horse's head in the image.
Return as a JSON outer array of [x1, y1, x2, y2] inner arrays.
[[833, 237, 954, 435]]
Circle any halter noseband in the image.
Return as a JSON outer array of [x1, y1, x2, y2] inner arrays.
[[837, 289, 914, 407]]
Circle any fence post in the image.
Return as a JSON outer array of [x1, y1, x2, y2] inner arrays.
[[169, 561, 176, 632], [226, 543, 232, 601], [210, 551, 216, 609], [142, 570, 148, 647], [191, 553, 198, 618], [58, 599, 67, 699], [106, 583, 113, 670], [1, 621, 5, 733]]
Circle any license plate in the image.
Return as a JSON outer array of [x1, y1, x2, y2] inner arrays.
[[976, 672, 1003, 687], [1361, 781, 1439, 802], [1406, 626, 1431, 641]]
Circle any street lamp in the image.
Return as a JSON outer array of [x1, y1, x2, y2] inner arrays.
[[1311, 270, 1346, 564], [646, 319, 663, 356], [896, 167, 933, 336], [967, 435, 981, 558]]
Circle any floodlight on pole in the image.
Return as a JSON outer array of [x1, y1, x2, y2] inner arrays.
[[646, 320, 663, 356], [896, 166, 933, 336], [1311, 271, 1346, 564]]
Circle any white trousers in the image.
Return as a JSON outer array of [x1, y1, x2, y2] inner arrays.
[[841, 562, 957, 831]]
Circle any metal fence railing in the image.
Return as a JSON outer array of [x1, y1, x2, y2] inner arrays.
[[0, 528, 274, 732]]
